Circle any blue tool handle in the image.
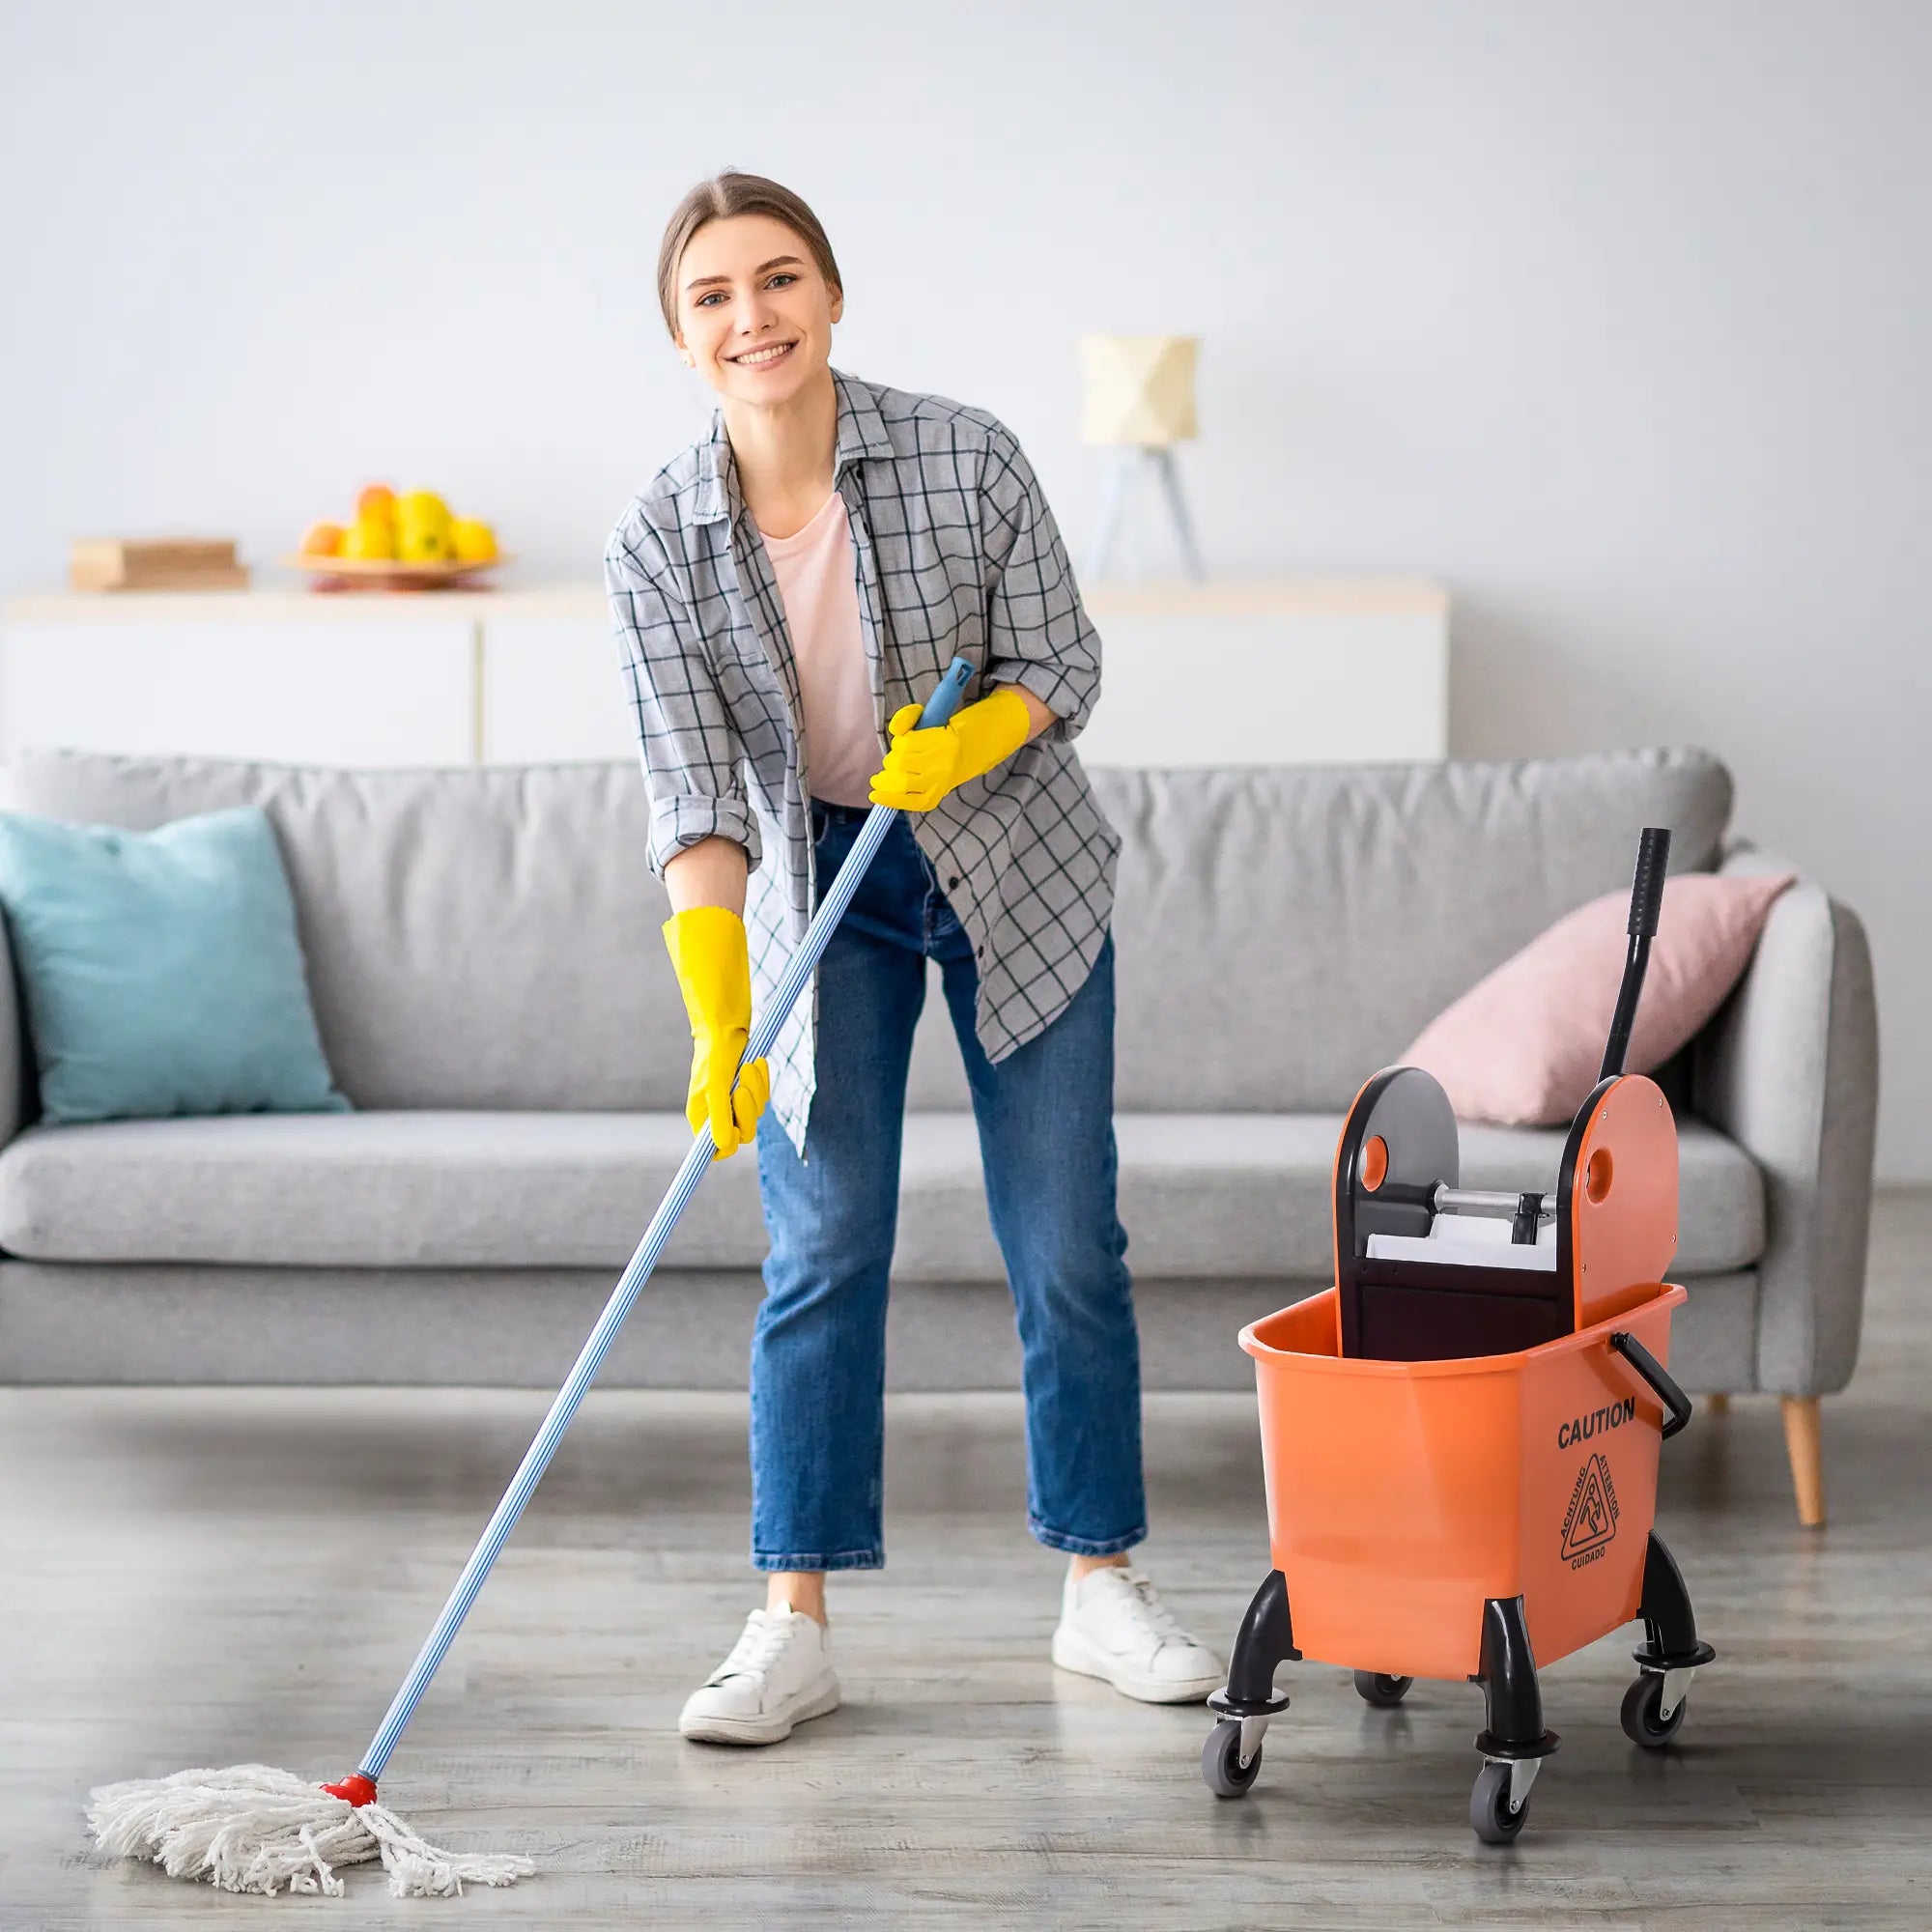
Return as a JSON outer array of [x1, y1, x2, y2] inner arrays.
[[913, 655, 974, 728], [349, 656, 976, 1785]]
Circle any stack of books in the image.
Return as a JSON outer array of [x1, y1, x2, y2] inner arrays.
[[70, 537, 250, 592]]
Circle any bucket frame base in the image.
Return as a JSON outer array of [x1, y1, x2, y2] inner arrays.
[[1632, 1528, 1719, 1673], [1203, 1530, 1715, 1840], [1469, 1594, 1561, 1763], [1206, 1569, 1298, 1720]]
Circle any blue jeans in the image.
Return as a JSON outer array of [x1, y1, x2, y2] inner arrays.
[[749, 800, 1146, 1571]]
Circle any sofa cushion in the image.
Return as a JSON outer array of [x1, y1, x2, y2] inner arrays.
[[0, 1109, 1764, 1278], [0, 1112, 764, 1271], [0, 804, 348, 1124], [1402, 868, 1798, 1126]]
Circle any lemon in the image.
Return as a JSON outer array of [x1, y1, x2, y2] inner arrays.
[[395, 490, 454, 562], [340, 515, 396, 560], [449, 518, 497, 562]]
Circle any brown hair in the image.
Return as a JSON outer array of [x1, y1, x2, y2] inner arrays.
[[656, 171, 842, 342]]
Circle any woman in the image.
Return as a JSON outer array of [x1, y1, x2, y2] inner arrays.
[[605, 171, 1220, 1747]]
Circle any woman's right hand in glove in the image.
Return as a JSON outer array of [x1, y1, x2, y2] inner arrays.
[[661, 904, 769, 1158]]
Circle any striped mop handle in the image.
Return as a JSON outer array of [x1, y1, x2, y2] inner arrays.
[[330, 656, 977, 1799]]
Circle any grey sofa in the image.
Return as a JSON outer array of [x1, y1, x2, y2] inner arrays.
[[0, 746, 1879, 1526]]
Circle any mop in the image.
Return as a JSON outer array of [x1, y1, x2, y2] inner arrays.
[[88, 658, 977, 1898]]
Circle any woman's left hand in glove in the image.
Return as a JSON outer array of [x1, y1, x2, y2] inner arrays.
[[867, 685, 1036, 812]]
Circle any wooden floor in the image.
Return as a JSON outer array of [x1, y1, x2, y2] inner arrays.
[[3, 1193, 1929, 1929]]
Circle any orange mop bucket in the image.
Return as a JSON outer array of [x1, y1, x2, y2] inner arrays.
[[1201, 829, 1716, 1843]]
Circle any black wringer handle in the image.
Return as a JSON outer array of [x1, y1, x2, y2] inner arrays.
[[1599, 827, 1671, 1082]]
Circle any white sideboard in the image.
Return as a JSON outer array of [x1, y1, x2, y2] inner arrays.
[[0, 579, 1448, 769], [1078, 581, 1446, 765]]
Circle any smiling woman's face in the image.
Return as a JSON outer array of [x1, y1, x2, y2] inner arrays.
[[674, 212, 842, 404]]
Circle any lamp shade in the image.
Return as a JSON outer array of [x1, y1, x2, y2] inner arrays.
[[1078, 334, 1199, 446]]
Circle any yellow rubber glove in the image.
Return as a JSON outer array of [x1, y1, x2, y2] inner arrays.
[[661, 905, 770, 1158], [868, 685, 1034, 812]]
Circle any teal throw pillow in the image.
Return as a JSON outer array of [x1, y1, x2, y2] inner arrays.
[[0, 804, 352, 1124]]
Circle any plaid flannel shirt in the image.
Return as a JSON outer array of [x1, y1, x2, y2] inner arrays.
[[604, 366, 1120, 1154]]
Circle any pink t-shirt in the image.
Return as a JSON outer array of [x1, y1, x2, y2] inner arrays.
[[758, 491, 879, 808]]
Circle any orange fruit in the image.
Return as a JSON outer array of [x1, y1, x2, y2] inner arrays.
[[299, 520, 345, 556], [355, 484, 397, 524]]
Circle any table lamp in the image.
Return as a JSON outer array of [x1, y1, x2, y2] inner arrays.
[[1078, 333, 1204, 583]]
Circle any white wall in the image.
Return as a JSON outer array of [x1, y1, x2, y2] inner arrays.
[[1, 1, 1924, 1178]]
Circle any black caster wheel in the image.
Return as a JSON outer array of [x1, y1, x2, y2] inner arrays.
[[1469, 1761, 1530, 1844], [1620, 1673, 1688, 1748], [1201, 1719, 1263, 1799], [1352, 1669, 1413, 1707]]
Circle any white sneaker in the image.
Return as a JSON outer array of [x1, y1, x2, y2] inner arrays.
[[1051, 1565, 1225, 1704], [677, 1604, 842, 1746]]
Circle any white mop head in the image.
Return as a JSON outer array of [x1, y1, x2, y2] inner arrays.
[[87, 1763, 535, 1898]]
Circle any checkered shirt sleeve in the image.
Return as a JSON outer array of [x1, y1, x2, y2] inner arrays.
[[978, 419, 1101, 740], [604, 520, 763, 876]]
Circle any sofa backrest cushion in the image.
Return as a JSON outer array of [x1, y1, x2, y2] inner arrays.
[[0, 746, 1731, 1115], [0, 753, 689, 1111], [907, 749, 1733, 1110]]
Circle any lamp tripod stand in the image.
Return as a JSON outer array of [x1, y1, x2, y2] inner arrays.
[[1085, 444, 1205, 584]]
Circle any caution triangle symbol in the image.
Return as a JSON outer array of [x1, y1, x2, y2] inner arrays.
[[1562, 1454, 1618, 1558]]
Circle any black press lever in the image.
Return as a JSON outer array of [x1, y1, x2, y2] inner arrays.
[[1599, 826, 1670, 1083]]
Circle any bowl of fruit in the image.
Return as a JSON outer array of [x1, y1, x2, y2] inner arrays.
[[288, 485, 509, 590]]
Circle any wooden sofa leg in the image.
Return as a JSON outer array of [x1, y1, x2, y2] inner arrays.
[[1707, 1393, 1729, 1416], [1780, 1396, 1826, 1528]]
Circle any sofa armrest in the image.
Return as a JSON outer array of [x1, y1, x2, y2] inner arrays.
[[1690, 841, 1880, 1397], [0, 911, 24, 1150]]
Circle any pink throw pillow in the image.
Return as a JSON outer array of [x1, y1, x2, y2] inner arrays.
[[1401, 870, 1798, 1127]]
